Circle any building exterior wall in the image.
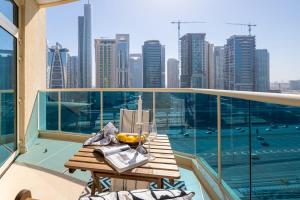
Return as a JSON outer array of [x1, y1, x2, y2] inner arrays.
[[78, 3, 92, 88], [129, 54, 143, 88], [167, 58, 179, 88], [180, 33, 206, 88], [206, 42, 214, 89], [67, 55, 78, 88], [255, 49, 270, 92], [142, 40, 163, 88], [95, 39, 116, 88], [115, 34, 129, 88], [161, 45, 166, 88], [19, 0, 47, 152], [214, 46, 225, 89], [224, 35, 256, 91], [47, 43, 69, 88]]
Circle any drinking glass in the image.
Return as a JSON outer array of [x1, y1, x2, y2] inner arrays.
[[147, 122, 157, 161]]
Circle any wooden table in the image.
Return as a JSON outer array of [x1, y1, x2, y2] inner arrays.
[[64, 134, 181, 195]]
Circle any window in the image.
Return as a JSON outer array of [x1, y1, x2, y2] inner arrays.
[[0, 0, 18, 27], [0, 27, 17, 166]]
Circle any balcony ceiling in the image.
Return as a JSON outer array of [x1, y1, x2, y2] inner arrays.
[[36, 0, 79, 7]]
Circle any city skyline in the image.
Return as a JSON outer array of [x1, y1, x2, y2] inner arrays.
[[46, 0, 300, 83], [45, 2, 272, 91]]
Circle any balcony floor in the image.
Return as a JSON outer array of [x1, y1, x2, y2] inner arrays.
[[1, 138, 209, 200]]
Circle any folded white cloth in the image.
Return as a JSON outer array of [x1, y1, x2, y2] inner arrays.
[[84, 122, 118, 146], [79, 189, 195, 200]]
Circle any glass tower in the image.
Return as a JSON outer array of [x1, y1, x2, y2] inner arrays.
[[77, 3, 92, 88], [142, 40, 165, 88], [224, 35, 256, 91]]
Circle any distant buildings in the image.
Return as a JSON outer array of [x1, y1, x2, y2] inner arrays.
[[167, 58, 179, 88], [66, 56, 78, 88], [224, 35, 256, 91], [47, 43, 69, 88], [94, 39, 116, 88], [0, 50, 14, 89], [205, 42, 214, 89], [255, 49, 270, 92], [289, 80, 300, 90], [180, 33, 206, 88], [142, 40, 165, 88], [116, 34, 130, 88], [214, 46, 225, 89], [129, 54, 143, 88], [78, 3, 92, 88]]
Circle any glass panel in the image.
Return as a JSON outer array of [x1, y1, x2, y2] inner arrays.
[[250, 101, 300, 199], [195, 94, 218, 173], [103, 92, 153, 129], [61, 91, 100, 134], [0, 0, 18, 27], [39, 92, 58, 131], [155, 92, 195, 155], [0, 27, 17, 166], [221, 97, 250, 199]]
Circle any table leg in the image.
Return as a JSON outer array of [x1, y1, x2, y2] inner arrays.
[[157, 178, 164, 189], [169, 179, 174, 185], [92, 172, 102, 195]]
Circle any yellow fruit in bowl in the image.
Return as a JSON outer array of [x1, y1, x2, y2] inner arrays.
[[117, 133, 145, 144]]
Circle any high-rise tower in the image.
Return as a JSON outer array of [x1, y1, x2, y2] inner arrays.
[[180, 33, 206, 88], [48, 43, 69, 88], [142, 40, 165, 88], [78, 2, 92, 88], [224, 35, 256, 91]]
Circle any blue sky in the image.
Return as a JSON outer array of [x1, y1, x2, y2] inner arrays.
[[46, 0, 300, 82]]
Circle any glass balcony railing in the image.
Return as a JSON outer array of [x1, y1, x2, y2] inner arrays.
[[38, 88, 300, 199]]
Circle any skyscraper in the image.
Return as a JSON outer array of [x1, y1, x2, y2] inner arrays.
[[66, 56, 78, 88], [116, 34, 130, 88], [77, 3, 92, 88], [129, 54, 143, 88], [161, 45, 166, 88], [224, 35, 256, 91], [47, 43, 69, 88], [95, 38, 116, 88], [167, 58, 179, 88], [180, 33, 206, 88], [255, 49, 270, 92], [214, 46, 225, 89], [142, 40, 164, 88], [205, 41, 214, 89]]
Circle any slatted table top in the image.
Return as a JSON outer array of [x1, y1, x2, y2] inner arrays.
[[64, 134, 180, 180]]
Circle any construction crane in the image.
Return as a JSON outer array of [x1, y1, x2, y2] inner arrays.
[[170, 20, 206, 81], [227, 22, 257, 36]]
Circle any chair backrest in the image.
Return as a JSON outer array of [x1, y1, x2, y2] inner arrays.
[[119, 109, 151, 133]]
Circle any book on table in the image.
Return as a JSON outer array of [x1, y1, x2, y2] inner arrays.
[[93, 144, 148, 173]]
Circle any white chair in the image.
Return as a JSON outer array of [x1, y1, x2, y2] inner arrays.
[[119, 109, 151, 134]]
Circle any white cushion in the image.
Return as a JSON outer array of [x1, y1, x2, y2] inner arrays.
[[79, 189, 194, 200]]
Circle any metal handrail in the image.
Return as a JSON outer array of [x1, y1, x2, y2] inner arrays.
[[39, 88, 300, 107]]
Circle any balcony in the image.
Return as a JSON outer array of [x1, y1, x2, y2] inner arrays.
[[1, 88, 300, 199]]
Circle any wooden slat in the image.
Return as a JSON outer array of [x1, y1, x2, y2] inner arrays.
[[144, 141, 170, 146], [81, 147, 173, 154], [70, 156, 178, 171], [65, 161, 180, 179], [143, 145, 171, 150], [75, 151, 175, 160]]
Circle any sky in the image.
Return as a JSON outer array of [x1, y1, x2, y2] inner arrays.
[[46, 0, 300, 83]]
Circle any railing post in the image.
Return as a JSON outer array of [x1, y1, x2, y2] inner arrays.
[[0, 93, 2, 136], [100, 91, 103, 129], [217, 95, 222, 184], [37, 92, 40, 130], [58, 91, 61, 132], [153, 91, 156, 123]]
